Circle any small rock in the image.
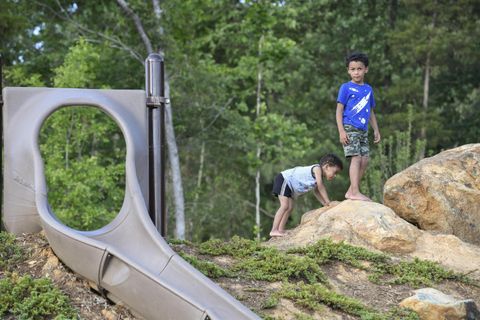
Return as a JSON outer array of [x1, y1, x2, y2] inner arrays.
[[42, 254, 60, 273], [399, 288, 480, 320], [52, 269, 63, 280], [102, 309, 118, 320]]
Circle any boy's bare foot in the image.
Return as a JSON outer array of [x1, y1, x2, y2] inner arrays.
[[269, 230, 286, 237], [345, 192, 371, 201]]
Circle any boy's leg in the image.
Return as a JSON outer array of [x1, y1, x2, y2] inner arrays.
[[346, 156, 371, 201], [278, 197, 294, 233], [359, 156, 369, 180], [270, 195, 292, 237], [343, 125, 371, 201]]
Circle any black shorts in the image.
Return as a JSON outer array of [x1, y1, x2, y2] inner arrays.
[[272, 173, 293, 198]]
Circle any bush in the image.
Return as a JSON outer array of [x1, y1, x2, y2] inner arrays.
[[0, 273, 77, 319]]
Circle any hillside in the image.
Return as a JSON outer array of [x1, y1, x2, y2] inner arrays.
[[2, 230, 479, 319]]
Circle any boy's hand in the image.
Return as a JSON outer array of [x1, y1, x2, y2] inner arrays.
[[339, 130, 349, 145], [373, 130, 381, 144]]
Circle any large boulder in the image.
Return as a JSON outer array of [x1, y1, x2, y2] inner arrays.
[[270, 200, 422, 253], [383, 144, 480, 245], [268, 200, 480, 280]]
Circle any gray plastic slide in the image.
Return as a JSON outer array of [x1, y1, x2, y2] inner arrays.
[[2, 87, 260, 320]]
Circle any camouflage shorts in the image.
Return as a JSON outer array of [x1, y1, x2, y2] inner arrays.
[[343, 125, 369, 157]]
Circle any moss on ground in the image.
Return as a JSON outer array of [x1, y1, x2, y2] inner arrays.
[[288, 238, 389, 268], [183, 236, 477, 319], [0, 231, 78, 319], [279, 282, 419, 320], [0, 231, 24, 270], [178, 251, 234, 278], [0, 272, 77, 319], [369, 257, 472, 287]]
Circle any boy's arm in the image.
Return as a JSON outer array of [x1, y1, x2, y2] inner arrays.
[[336, 103, 349, 145], [370, 109, 381, 143], [313, 166, 331, 206]]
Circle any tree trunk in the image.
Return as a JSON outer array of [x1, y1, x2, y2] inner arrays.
[[420, 8, 435, 158], [117, 0, 186, 239], [421, 52, 430, 141], [116, 0, 153, 53], [255, 151, 261, 241], [254, 35, 264, 240], [164, 81, 186, 239]]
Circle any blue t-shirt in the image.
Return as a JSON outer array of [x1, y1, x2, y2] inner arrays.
[[337, 81, 375, 131]]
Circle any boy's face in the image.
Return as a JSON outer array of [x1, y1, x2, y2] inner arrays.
[[347, 60, 368, 84], [323, 165, 341, 181]]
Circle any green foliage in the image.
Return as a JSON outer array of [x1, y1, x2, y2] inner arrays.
[[199, 236, 262, 257], [178, 252, 233, 278], [294, 313, 315, 320], [0, 232, 24, 270], [262, 295, 279, 309], [37, 38, 127, 231], [288, 238, 388, 269], [40, 107, 126, 231], [197, 237, 473, 290], [384, 307, 421, 320], [234, 247, 326, 284], [4, 66, 45, 87], [0, 273, 77, 319], [198, 236, 327, 283], [2, 0, 480, 240], [168, 239, 194, 246], [280, 282, 379, 319], [175, 237, 477, 319], [364, 105, 426, 202], [279, 282, 419, 320], [53, 38, 100, 88], [370, 257, 470, 288]]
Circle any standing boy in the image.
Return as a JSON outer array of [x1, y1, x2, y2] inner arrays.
[[269, 154, 343, 237], [336, 52, 381, 201]]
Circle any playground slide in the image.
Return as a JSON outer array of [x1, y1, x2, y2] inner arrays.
[[2, 87, 260, 320]]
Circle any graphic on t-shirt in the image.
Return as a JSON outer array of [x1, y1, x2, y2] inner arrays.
[[351, 92, 371, 117]]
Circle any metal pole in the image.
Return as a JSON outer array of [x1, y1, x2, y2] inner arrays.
[[145, 53, 167, 236], [0, 55, 4, 231]]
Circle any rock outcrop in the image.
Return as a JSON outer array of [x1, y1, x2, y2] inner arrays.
[[268, 200, 480, 280], [400, 288, 480, 320], [383, 144, 480, 245], [272, 200, 421, 254]]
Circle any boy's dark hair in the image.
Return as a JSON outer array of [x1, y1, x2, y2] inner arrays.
[[319, 154, 343, 170], [345, 52, 369, 68]]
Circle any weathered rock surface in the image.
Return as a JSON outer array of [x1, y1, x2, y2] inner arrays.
[[383, 144, 480, 245], [272, 200, 422, 254], [400, 288, 480, 320], [268, 200, 480, 280]]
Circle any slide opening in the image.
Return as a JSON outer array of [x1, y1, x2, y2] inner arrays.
[[39, 105, 126, 231]]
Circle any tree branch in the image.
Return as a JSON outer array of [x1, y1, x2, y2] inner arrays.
[[115, 0, 153, 53], [34, 0, 144, 64]]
